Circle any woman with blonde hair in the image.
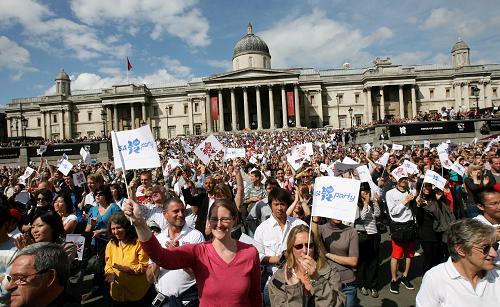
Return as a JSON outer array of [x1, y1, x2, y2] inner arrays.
[[464, 164, 494, 217], [269, 224, 345, 307]]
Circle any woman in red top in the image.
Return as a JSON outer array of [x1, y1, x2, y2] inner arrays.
[[123, 198, 261, 307]]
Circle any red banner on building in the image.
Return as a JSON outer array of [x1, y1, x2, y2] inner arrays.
[[210, 96, 219, 121], [286, 91, 295, 116]]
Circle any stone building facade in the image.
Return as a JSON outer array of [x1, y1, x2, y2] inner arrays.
[[5, 25, 500, 140]]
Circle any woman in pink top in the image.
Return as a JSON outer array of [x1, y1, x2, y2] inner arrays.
[[123, 198, 261, 307]]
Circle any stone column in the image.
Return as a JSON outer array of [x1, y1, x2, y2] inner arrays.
[[47, 111, 52, 139], [303, 91, 310, 126], [113, 105, 118, 130], [317, 90, 324, 127], [59, 110, 65, 139], [243, 87, 250, 129], [40, 112, 46, 139], [486, 81, 493, 108], [65, 108, 71, 138], [268, 85, 275, 129], [141, 102, 147, 124], [205, 93, 213, 133], [188, 98, 194, 135], [454, 82, 461, 111], [130, 103, 135, 129], [218, 89, 224, 132], [6, 118, 11, 138], [256, 86, 263, 130], [398, 85, 404, 118], [281, 85, 288, 128], [230, 88, 237, 131], [411, 85, 417, 117], [479, 81, 485, 108], [379, 87, 385, 120], [463, 82, 470, 109], [366, 87, 372, 123], [294, 84, 301, 127], [148, 104, 153, 127]]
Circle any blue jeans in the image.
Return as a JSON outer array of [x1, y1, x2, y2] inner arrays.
[[341, 285, 358, 307]]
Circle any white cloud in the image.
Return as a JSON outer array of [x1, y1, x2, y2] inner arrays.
[[390, 51, 430, 65], [0, 36, 37, 79], [161, 56, 191, 77], [44, 69, 184, 95], [0, 0, 131, 61], [206, 59, 232, 71], [260, 10, 393, 69], [70, 0, 210, 47], [421, 7, 486, 37]]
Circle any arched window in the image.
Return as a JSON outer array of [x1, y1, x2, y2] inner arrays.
[[249, 56, 253, 67]]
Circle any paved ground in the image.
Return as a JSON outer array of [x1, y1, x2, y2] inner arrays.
[[83, 232, 424, 307]]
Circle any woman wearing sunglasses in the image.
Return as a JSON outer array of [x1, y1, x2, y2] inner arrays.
[[417, 219, 500, 306], [268, 224, 345, 307]]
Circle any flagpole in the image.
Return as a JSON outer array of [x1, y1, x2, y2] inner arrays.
[[306, 214, 314, 257], [113, 131, 134, 224]]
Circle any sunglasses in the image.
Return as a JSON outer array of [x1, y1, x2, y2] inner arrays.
[[473, 242, 499, 255], [95, 192, 105, 196], [293, 243, 314, 250], [36, 197, 46, 202]]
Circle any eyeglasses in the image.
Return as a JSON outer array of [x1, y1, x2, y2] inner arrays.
[[208, 217, 233, 224], [95, 192, 105, 196], [293, 243, 314, 250], [473, 242, 499, 255], [6, 269, 50, 285], [36, 197, 46, 202]]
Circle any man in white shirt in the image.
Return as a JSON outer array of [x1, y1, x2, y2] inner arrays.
[[135, 170, 153, 203], [473, 187, 500, 265], [385, 172, 415, 294], [416, 219, 500, 307], [146, 198, 205, 306], [253, 188, 306, 305]]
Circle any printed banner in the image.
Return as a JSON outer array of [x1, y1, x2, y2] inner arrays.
[[58, 159, 73, 176], [73, 171, 87, 187], [80, 147, 91, 164], [224, 148, 246, 160], [356, 165, 372, 183], [312, 176, 360, 223], [211, 96, 219, 121], [66, 234, 86, 260], [194, 135, 224, 165], [37, 145, 47, 156], [291, 143, 313, 159], [392, 144, 403, 151], [286, 91, 295, 116], [111, 125, 161, 170]]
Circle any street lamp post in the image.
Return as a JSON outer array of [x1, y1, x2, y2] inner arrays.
[[165, 106, 170, 138], [100, 109, 107, 137], [375, 93, 382, 122], [471, 85, 480, 110], [21, 116, 28, 145], [336, 95, 340, 128], [348, 107, 353, 128]]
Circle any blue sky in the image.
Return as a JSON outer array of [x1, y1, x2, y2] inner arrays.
[[1, 0, 499, 107]]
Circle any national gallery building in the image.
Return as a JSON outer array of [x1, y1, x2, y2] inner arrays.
[[5, 24, 500, 140]]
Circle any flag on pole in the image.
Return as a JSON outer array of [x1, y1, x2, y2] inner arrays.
[[311, 176, 360, 223], [111, 125, 161, 170], [423, 170, 447, 191], [194, 135, 224, 165], [127, 57, 132, 71]]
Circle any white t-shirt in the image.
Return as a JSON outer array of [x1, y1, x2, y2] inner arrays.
[[416, 257, 500, 307], [62, 214, 78, 226], [152, 225, 205, 297]]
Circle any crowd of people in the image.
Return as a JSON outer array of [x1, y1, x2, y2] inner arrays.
[[0, 127, 499, 306]]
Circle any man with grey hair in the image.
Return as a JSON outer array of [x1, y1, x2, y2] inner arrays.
[[416, 219, 500, 306], [6, 242, 80, 307]]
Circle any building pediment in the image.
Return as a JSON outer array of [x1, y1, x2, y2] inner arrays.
[[204, 68, 299, 84]]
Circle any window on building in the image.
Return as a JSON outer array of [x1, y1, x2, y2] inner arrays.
[[194, 102, 199, 113], [153, 107, 159, 117], [445, 88, 451, 98], [183, 125, 190, 135], [167, 126, 176, 138], [235, 59, 239, 70], [88, 112, 92, 121], [355, 93, 360, 104], [355, 115, 362, 126], [194, 124, 201, 135], [37, 118, 41, 127], [167, 106, 173, 116], [75, 132, 81, 138], [339, 116, 347, 129], [493, 88, 498, 98], [87, 131, 95, 137], [74, 113, 79, 122], [248, 57, 253, 67], [53, 114, 57, 123], [429, 88, 434, 99], [337, 94, 343, 104], [184, 104, 188, 114]]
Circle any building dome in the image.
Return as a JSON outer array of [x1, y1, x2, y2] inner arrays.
[[55, 68, 70, 81], [232, 23, 270, 59], [451, 38, 469, 53]]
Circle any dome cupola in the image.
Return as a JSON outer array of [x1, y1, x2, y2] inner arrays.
[[232, 23, 271, 70]]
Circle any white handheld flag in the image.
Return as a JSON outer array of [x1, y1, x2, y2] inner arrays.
[[451, 162, 466, 177], [423, 140, 430, 148], [391, 166, 409, 182], [356, 165, 372, 183], [165, 159, 181, 176], [312, 176, 360, 223], [80, 147, 91, 164], [111, 125, 161, 170], [58, 159, 73, 176], [402, 160, 419, 175], [392, 144, 403, 151], [363, 143, 372, 152], [224, 148, 246, 160], [37, 145, 47, 156], [194, 135, 224, 165], [376, 152, 390, 167], [423, 170, 447, 191], [66, 234, 86, 261], [287, 153, 304, 171], [73, 171, 87, 187], [291, 143, 314, 159]]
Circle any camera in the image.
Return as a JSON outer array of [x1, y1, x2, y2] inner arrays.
[[152, 293, 166, 307]]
